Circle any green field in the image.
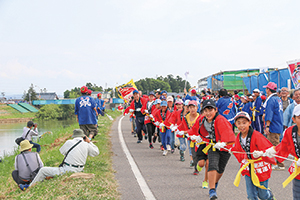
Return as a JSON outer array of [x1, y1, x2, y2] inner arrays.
[[0, 110, 121, 199], [0, 104, 36, 119]]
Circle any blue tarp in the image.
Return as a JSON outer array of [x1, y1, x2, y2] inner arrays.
[[242, 68, 294, 94], [207, 76, 212, 89]]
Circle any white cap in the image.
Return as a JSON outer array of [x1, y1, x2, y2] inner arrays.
[[248, 95, 253, 99], [293, 104, 300, 116], [167, 96, 174, 102], [253, 88, 260, 93]]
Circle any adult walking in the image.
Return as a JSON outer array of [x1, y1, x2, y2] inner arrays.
[[263, 82, 284, 170], [75, 86, 98, 141], [124, 90, 147, 143], [251, 89, 264, 134]]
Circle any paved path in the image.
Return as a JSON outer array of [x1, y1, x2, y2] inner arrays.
[[111, 116, 293, 200]]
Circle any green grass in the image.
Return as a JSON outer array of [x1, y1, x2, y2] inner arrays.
[[0, 110, 121, 199], [0, 104, 36, 119]]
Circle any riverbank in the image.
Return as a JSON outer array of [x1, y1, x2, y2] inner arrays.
[[0, 110, 121, 199], [0, 104, 35, 121]]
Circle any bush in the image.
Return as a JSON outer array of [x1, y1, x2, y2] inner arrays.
[[35, 104, 62, 120]]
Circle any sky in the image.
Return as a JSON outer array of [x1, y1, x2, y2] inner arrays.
[[1, 0, 300, 98]]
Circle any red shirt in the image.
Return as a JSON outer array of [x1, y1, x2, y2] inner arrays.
[[153, 109, 171, 132], [276, 125, 300, 180], [197, 114, 236, 151], [232, 130, 276, 182]]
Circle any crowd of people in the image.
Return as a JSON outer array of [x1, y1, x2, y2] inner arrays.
[[11, 86, 106, 191], [123, 83, 300, 200]]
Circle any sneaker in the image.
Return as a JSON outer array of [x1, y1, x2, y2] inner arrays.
[[160, 145, 164, 151], [167, 145, 171, 151], [153, 136, 157, 143], [272, 165, 285, 170], [209, 189, 218, 200], [149, 144, 154, 149], [171, 149, 175, 154], [163, 150, 168, 156], [145, 134, 148, 140], [196, 164, 203, 172], [19, 184, 29, 191], [190, 160, 194, 167], [202, 181, 209, 189], [134, 133, 137, 137], [137, 140, 142, 143], [180, 155, 185, 162], [193, 170, 199, 175]]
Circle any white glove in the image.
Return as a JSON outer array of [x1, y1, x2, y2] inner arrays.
[[154, 121, 160, 126], [136, 108, 141, 112], [190, 135, 197, 141], [159, 123, 165, 128], [296, 159, 300, 167], [265, 147, 276, 158], [171, 125, 178, 132], [195, 135, 202, 143], [129, 109, 134, 113], [144, 110, 149, 114], [214, 142, 226, 150], [170, 124, 174, 129], [177, 131, 184, 136], [253, 150, 264, 158], [149, 114, 154, 119]]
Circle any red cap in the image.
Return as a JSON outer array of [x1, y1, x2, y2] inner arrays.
[[234, 94, 240, 98], [191, 89, 197, 94], [188, 100, 198, 106], [97, 93, 102, 97], [81, 86, 88, 94], [261, 95, 266, 101], [87, 89, 92, 95]]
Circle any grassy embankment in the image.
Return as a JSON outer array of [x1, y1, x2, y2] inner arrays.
[[0, 104, 35, 119], [0, 110, 121, 199]]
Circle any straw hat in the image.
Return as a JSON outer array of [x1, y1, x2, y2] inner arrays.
[[19, 140, 33, 152]]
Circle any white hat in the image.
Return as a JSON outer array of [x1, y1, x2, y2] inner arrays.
[[293, 104, 300, 116], [167, 96, 174, 102], [253, 89, 260, 93], [234, 111, 251, 122]]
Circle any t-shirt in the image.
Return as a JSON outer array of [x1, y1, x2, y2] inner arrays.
[[282, 99, 289, 112], [204, 119, 214, 139], [75, 95, 97, 125], [186, 113, 199, 128], [240, 136, 247, 146]]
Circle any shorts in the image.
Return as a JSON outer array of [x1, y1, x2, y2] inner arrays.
[[79, 124, 98, 137], [207, 148, 231, 174], [195, 144, 208, 162]]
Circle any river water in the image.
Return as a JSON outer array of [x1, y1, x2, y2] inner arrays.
[[0, 120, 76, 158]]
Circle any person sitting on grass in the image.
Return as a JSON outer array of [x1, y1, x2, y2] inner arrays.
[[231, 111, 276, 200], [22, 121, 41, 153], [12, 140, 43, 191], [19, 129, 99, 190]]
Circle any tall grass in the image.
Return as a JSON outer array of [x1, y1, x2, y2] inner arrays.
[[0, 110, 121, 199]]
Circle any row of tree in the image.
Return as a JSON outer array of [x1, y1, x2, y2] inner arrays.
[[23, 74, 191, 101], [135, 74, 191, 93]]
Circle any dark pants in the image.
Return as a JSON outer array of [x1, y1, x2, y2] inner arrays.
[[135, 117, 146, 141], [146, 123, 156, 144], [12, 170, 30, 185], [29, 141, 41, 153]]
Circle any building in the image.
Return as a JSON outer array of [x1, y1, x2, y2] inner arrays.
[[38, 92, 59, 100]]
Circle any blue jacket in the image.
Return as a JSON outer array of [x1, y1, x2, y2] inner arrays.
[[252, 96, 264, 117], [95, 98, 105, 110], [242, 102, 252, 117], [264, 94, 283, 133], [216, 96, 236, 124], [283, 102, 296, 127], [75, 95, 97, 125]]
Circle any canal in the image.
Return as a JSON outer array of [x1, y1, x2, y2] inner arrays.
[[0, 120, 76, 158]]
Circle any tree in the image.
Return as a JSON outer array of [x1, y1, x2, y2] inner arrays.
[[23, 83, 38, 102], [64, 83, 103, 98]]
